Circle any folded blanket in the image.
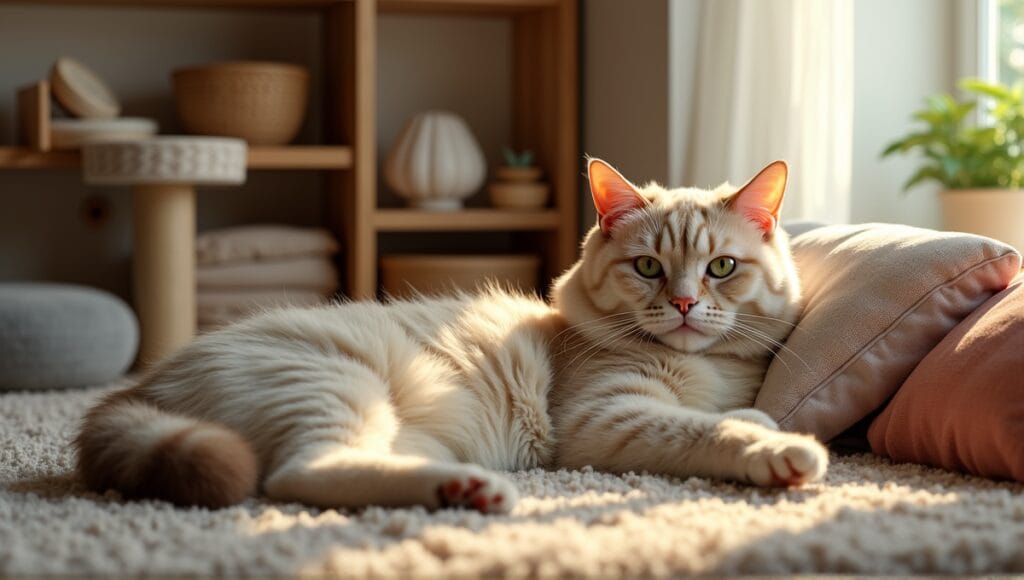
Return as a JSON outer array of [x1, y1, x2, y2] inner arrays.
[[197, 225, 339, 266], [197, 289, 329, 327], [197, 257, 339, 293]]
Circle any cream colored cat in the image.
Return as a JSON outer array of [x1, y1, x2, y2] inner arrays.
[[76, 159, 827, 514]]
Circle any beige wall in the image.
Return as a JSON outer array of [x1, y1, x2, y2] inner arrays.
[[582, 0, 669, 228], [850, 0, 955, 229]]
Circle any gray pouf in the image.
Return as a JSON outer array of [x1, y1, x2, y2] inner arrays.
[[0, 283, 138, 390]]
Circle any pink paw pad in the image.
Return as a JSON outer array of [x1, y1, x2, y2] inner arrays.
[[436, 477, 504, 513], [769, 458, 806, 486]]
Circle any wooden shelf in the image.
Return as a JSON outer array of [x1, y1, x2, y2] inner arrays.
[[0, 145, 353, 170], [373, 208, 561, 231], [0, 0, 557, 11], [247, 146, 353, 169]]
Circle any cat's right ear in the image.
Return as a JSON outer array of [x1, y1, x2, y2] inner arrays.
[[588, 158, 646, 236]]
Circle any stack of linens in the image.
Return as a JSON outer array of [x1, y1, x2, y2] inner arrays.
[[196, 225, 339, 330]]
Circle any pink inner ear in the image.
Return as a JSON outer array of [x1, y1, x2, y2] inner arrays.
[[589, 159, 645, 235], [729, 161, 788, 237]]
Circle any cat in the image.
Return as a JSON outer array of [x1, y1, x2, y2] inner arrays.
[[75, 158, 828, 514]]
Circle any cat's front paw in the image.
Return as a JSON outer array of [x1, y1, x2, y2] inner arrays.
[[740, 433, 828, 487], [434, 468, 519, 515]]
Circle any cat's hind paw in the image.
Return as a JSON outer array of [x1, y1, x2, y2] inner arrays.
[[741, 433, 828, 487], [435, 469, 519, 515]]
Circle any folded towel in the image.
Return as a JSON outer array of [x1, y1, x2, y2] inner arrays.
[[197, 225, 339, 266], [197, 289, 329, 327], [197, 257, 339, 293]]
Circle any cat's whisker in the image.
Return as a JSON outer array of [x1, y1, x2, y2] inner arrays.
[[728, 320, 810, 371], [556, 316, 640, 353], [548, 310, 646, 344], [727, 311, 799, 329], [556, 322, 642, 360], [719, 324, 795, 375], [562, 321, 645, 375], [567, 326, 650, 379], [563, 322, 639, 368]]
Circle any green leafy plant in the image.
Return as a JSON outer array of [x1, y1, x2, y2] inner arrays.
[[882, 79, 1024, 191], [502, 147, 535, 167]]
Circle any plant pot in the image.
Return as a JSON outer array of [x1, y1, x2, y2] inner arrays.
[[496, 165, 542, 182], [488, 181, 550, 209], [941, 189, 1024, 252]]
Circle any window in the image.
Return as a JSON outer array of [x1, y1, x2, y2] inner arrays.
[[995, 0, 1024, 84]]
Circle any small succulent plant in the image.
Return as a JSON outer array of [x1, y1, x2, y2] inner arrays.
[[502, 147, 535, 168]]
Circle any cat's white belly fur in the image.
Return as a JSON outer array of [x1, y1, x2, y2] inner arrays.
[[137, 292, 561, 478]]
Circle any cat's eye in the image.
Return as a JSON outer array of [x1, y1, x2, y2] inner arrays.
[[707, 256, 737, 278], [634, 256, 664, 278]]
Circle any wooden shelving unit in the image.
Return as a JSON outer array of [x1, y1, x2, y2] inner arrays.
[[0, 0, 579, 300]]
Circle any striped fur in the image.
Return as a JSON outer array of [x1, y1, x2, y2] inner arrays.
[[75, 160, 827, 513]]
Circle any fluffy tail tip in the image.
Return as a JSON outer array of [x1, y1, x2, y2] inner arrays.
[[78, 416, 258, 509]]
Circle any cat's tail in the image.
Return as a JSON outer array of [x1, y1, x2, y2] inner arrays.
[[75, 389, 258, 508]]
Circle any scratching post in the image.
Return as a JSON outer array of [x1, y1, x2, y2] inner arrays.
[[83, 137, 246, 364], [132, 183, 196, 364]]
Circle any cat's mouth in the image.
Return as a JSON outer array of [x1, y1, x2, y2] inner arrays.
[[643, 316, 711, 338], [671, 321, 706, 336]]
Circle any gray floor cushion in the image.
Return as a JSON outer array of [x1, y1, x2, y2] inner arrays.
[[0, 284, 137, 390]]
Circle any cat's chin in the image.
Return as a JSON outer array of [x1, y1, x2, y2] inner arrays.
[[654, 328, 720, 353]]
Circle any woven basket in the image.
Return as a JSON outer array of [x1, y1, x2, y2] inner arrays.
[[173, 62, 310, 145]]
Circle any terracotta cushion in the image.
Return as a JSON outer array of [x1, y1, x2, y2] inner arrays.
[[868, 273, 1024, 481], [755, 223, 1021, 442]]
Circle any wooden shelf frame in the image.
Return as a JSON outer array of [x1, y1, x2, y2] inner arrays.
[[0, 145, 353, 170], [374, 208, 561, 232]]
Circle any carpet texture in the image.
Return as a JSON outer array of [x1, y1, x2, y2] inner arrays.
[[2, 386, 1023, 575]]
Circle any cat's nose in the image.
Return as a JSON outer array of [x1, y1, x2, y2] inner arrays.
[[670, 296, 698, 314]]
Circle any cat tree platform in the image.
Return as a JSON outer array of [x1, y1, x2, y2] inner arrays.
[[83, 137, 247, 364]]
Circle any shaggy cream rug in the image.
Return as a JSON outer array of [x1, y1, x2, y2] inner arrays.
[[2, 386, 1023, 576]]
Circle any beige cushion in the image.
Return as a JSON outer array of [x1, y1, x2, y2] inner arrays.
[[197, 226, 339, 266], [754, 223, 1021, 442], [196, 257, 339, 294]]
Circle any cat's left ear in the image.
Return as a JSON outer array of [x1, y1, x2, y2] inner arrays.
[[727, 160, 788, 239], [589, 158, 646, 236]]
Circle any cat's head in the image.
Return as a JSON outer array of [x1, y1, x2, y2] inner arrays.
[[551, 158, 802, 359]]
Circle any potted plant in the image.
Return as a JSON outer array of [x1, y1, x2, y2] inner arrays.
[[488, 147, 550, 209], [882, 78, 1024, 251]]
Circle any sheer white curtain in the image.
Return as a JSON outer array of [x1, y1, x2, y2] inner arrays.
[[682, 0, 854, 224]]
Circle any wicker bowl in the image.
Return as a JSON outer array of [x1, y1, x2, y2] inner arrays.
[[381, 254, 540, 297], [172, 62, 310, 145]]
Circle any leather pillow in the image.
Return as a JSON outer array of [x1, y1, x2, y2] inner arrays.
[[868, 274, 1024, 481], [754, 223, 1020, 442]]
